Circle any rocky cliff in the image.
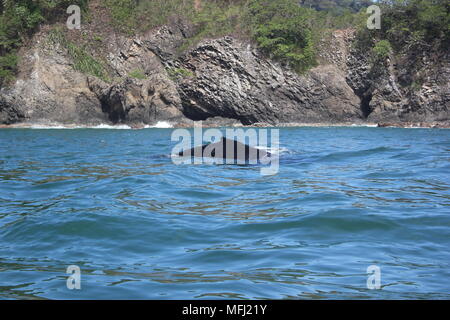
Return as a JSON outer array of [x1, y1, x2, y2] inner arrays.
[[0, 21, 448, 128]]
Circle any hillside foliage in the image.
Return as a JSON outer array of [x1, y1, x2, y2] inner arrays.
[[0, 0, 88, 84], [0, 0, 449, 84]]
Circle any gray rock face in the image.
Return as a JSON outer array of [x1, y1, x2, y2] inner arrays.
[[0, 24, 448, 127], [89, 74, 184, 124], [0, 99, 24, 124], [345, 35, 450, 123], [0, 31, 185, 126], [87, 37, 185, 125], [142, 21, 195, 62], [0, 35, 107, 125], [175, 37, 362, 125]]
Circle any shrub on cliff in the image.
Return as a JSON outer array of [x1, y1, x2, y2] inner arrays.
[[1, 0, 448, 85], [247, 0, 318, 73], [359, 0, 449, 52], [48, 27, 110, 82], [382, 0, 449, 47], [102, 0, 319, 72], [373, 39, 392, 60], [0, 0, 88, 85], [104, 0, 137, 33]]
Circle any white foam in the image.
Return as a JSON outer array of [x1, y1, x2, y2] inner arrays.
[[29, 124, 132, 129], [351, 123, 378, 128], [90, 124, 132, 129], [146, 121, 173, 129], [255, 146, 289, 155], [24, 122, 173, 129], [30, 124, 74, 129]]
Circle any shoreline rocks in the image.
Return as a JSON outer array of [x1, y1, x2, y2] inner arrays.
[[0, 24, 448, 128], [2, 120, 449, 129]]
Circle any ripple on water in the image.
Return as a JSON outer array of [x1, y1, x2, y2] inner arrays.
[[0, 127, 449, 299]]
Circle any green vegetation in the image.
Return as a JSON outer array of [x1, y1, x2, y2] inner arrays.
[[359, 0, 450, 53], [247, 0, 318, 72], [166, 67, 195, 81], [48, 28, 109, 82], [299, 0, 374, 12], [411, 78, 424, 91], [1, 0, 448, 84], [0, 53, 18, 83], [103, 0, 321, 72], [128, 69, 146, 80], [184, 1, 246, 49], [103, 0, 247, 44], [385, 0, 449, 46], [135, 0, 195, 31], [0, 0, 89, 84], [104, 0, 136, 33], [372, 39, 392, 59]]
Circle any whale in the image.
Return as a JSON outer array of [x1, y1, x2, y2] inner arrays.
[[178, 137, 271, 163]]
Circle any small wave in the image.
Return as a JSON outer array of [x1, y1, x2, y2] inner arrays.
[[351, 123, 378, 128], [27, 123, 132, 129], [320, 146, 398, 161], [145, 121, 173, 129], [29, 124, 73, 129], [255, 146, 289, 155], [89, 124, 132, 129], [22, 122, 173, 129]]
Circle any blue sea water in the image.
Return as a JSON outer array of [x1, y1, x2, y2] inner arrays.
[[0, 126, 449, 300]]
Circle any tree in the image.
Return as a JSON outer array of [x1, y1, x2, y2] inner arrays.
[[249, 0, 317, 72]]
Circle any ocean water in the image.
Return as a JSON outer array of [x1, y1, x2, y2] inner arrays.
[[0, 127, 449, 300]]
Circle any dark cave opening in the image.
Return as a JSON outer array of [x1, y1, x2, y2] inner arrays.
[[360, 92, 373, 118]]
